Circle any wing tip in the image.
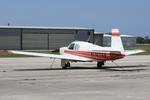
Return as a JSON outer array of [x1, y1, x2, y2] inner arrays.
[[0, 50, 13, 54]]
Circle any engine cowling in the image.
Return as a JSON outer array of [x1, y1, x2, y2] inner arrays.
[[59, 47, 68, 55]]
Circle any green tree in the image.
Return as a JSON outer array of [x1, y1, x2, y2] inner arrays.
[[136, 37, 144, 43], [144, 36, 150, 43]]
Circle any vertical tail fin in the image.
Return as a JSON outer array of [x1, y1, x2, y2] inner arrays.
[[111, 29, 124, 52]]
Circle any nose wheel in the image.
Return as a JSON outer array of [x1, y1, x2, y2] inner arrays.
[[61, 59, 71, 69], [62, 62, 71, 69]]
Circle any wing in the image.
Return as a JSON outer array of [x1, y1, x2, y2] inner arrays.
[[124, 49, 145, 56], [8, 50, 91, 61]]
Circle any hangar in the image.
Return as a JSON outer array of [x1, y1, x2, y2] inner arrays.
[[0, 26, 136, 50], [0, 26, 95, 50], [93, 32, 103, 46]]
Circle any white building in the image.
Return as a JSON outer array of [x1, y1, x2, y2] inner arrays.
[[94, 32, 136, 46]]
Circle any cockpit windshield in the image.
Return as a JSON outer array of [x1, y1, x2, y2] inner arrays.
[[68, 43, 75, 50]]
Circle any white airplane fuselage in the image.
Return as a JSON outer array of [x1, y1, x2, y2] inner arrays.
[[63, 41, 125, 62]]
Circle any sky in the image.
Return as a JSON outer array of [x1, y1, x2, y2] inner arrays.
[[0, 0, 150, 36]]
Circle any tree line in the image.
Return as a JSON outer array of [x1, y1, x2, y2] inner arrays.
[[136, 36, 150, 44]]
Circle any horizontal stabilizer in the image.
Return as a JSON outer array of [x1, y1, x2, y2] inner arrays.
[[124, 49, 145, 55]]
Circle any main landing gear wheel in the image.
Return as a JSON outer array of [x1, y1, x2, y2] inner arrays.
[[61, 59, 71, 69], [62, 62, 71, 69], [97, 61, 104, 69]]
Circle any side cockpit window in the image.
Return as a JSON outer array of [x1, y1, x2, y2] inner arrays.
[[68, 43, 80, 50], [74, 44, 80, 50]]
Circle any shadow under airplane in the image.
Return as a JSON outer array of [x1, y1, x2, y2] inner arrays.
[[14, 64, 148, 72]]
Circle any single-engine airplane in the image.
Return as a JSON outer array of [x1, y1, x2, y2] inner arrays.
[[8, 29, 144, 69]]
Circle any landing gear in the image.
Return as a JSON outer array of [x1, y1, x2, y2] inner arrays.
[[62, 62, 71, 69], [61, 59, 71, 69], [97, 61, 104, 69]]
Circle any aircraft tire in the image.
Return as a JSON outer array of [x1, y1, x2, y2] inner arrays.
[[97, 61, 104, 69], [67, 62, 71, 68], [62, 62, 71, 69], [62, 65, 67, 69]]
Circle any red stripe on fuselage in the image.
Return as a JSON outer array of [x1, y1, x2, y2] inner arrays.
[[64, 50, 125, 61]]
